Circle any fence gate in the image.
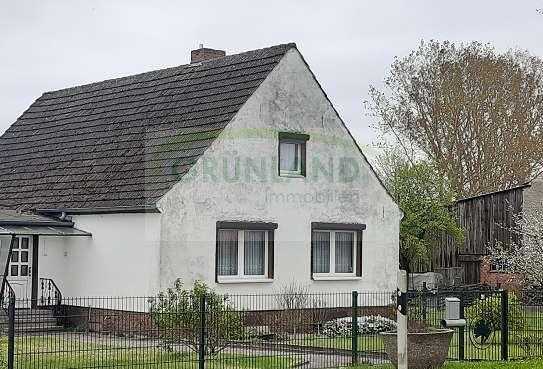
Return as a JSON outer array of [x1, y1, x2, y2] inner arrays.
[[413, 288, 508, 362], [460, 289, 507, 361]]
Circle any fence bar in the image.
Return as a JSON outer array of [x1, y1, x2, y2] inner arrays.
[[458, 298, 465, 361], [501, 289, 509, 361], [351, 290, 359, 365], [7, 294, 15, 369], [198, 294, 206, 369]]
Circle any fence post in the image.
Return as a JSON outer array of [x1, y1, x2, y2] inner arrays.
[[501, 290, 509, 361], [422, 283, 427, 321], [458, 298, 465, 361], [351, 291, 359, 365], [198, 294, 206, 369], [7, 294, 15, 369]]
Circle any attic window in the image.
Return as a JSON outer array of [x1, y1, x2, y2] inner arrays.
[[278, 132, 309, 177]]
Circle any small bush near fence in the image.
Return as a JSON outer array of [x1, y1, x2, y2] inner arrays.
[[322, 315, 397, 337], [466, 293, 525, 332], [149, 279, 244, 355]]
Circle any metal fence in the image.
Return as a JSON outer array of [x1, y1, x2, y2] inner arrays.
[[2, 288, 543, 368], [1, 291, 396, 369], [408, 287, 543, 362]]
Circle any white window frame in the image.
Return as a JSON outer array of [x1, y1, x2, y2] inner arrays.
[[217, 229, 270, 283], [279, 140, 303, 176], [312, 230, 357, 279]]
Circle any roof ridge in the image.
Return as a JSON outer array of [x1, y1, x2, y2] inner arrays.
[[41, 43, 296, 98]]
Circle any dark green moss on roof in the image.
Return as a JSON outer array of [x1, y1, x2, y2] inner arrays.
[[0, 43, 296, 210]]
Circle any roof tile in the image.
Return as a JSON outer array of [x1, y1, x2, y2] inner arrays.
[[0, 43, 295, 210]]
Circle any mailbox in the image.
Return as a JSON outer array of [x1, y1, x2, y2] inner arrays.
[[441, 297, 466, 328], [445, 297, 460, 320]]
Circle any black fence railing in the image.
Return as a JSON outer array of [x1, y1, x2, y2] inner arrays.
[[2, 288, 543, 368], [2, 291, 396, 369]]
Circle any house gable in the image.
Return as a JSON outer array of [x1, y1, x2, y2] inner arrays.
[[157, 48, 401, 292]]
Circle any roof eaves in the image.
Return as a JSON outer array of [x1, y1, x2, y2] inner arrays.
[[36, 205, 161, 215]]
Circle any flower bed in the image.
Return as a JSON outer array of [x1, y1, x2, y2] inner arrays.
[[322, 315, 397, 337]]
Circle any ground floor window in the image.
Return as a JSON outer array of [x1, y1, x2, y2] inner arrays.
[[312, 230, 355, 275], [216, 222, 276, 281], [311, 222, 364, 279]]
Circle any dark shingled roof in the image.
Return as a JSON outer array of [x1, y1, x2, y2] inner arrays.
[[0, 43, 296, 211]]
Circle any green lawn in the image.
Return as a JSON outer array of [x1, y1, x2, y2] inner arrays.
[[288, 305, 543, 362], [4, 336, 296, 369], [293, 330, 543, 361], [352, 359, 543, 368]]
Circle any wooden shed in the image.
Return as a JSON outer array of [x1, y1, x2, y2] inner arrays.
[[432, 174, 543, 285]]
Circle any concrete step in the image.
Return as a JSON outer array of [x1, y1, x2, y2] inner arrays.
[[14, 309, 55, 316], [14, 325, 65, 334], [0, 308, 64, 333], [13, 316, 58, 324]]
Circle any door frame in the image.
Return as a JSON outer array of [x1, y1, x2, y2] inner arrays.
[[31, 235, 39, 308], [4, 235, 39, 308]]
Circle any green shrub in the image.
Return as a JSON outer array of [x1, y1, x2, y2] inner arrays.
[[149, 279, 244, 355], [465, 293, 524, 332]]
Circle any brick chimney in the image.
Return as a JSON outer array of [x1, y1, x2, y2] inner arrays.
[[191, 44, 226, 63]]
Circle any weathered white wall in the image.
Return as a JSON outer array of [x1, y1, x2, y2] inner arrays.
[[38, 213, 161, 297], [157, 49, 401, 295]]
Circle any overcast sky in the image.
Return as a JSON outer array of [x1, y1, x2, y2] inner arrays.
[[1, 0, 542, 155]]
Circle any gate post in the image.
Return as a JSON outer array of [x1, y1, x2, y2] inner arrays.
[[501, 290, 509, 361], [351, 291, 359, 365], [397, 270, 408, 369], [7, 294, 15, 369], [198, 294, 206, 369]]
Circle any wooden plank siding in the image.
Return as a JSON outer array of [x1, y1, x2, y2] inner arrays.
[[426, 186, 525, 284]]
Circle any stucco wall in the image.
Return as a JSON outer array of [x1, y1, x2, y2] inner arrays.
[[157, 49, 401, 295], [38, 213, 161, 297]]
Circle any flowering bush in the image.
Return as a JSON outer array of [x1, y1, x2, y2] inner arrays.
[[321, 315, 397, 337]]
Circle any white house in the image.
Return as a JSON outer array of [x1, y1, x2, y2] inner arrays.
[[0, 43, 401, 302]]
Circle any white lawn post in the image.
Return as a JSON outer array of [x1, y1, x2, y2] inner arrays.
[[397, 270, 408, 369]]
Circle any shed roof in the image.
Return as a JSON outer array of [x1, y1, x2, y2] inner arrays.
[[0, 43, 296, 211]]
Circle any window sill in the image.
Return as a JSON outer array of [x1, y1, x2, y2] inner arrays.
[[312, 275, 362, 281], [279, 172, 305, 178], [217, 278, 274, 284]]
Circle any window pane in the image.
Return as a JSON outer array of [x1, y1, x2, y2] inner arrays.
[[21, 238, 29, 249], [13, 238, 19, 249], [335, 232, 354, 273], [280, 142, 299, 172], [21, 251, 29, 263], [217, 230, 238, 276], [244, 231, 265, 275], [11, 251, 19, 263], [10, 265, 18, 277], [20, 265, 28, 276], [312, 231, 330, 273]]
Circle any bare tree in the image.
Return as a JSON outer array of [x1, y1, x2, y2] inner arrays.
[[369, 40, 543, 197]]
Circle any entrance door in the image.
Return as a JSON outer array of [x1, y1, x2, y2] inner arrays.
[[7, 236, 33, 305]]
